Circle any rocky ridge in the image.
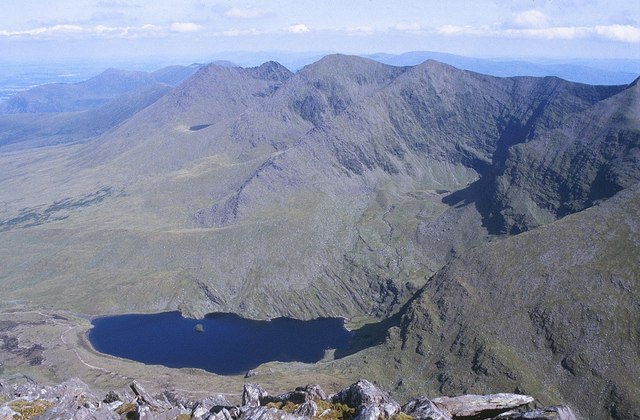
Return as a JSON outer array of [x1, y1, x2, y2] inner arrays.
[[0, 378, 575, 420]]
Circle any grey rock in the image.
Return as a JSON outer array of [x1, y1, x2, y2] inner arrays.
[[0, 405, 17, 419], [194, 395, 232, 413], [104, 391, 121, 404], [40, 400, 118, 420], [403, 397, 452, 420], [191, 396, 233, 420], [201, 395, 232, 409], [103, 401, 124, 412], [76, 406, 119, 420], [331, 379, 400, 418], [129, 380, 172, 411], [293, 400, 318, 417], [493, 405, 577, 420], [432, 393, 534, 418], [38, 378, 105, 420], [243, 383, 269, 407], [163, 390, 196, 410], [355, 404, 382, 420], [210, 407, 234, 420], [228, 406, 242, 418], [137, 404, 153, 419], [150, 406, 190, 420], [192, 404, 212, 419], [264, 384, 327, 405], [300, 384, 327, 402], [238, 406, 306, 420]]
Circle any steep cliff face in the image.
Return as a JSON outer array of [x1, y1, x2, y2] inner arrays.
[[487, 78, 640, 233]]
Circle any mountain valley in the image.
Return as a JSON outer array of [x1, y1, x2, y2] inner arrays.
[[0, 55, 638, 419]]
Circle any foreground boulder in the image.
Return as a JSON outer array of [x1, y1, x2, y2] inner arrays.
[[130, 380, 173, 411], [331, 379, 401, 418], [403, 396, 452, 420], [191, 395, 233, 419], [243, 383, 269, 407], [432, 393, 534, 418]]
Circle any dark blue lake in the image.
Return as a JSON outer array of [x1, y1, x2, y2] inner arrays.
[[88, 312, 352, 375]]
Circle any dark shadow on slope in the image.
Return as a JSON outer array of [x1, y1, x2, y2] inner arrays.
[[441, 177, 506, 235], [334, 312, 403, 359], [189, 123, 213, 131], [441, 112, 546, 235], [334, 287, 425, 359]]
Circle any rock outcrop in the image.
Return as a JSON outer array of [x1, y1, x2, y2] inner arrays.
[[0, 377, 576, 420], [330, 379, 401, 418], [402, 397, 451, 420], [431, 394, 534, 418]]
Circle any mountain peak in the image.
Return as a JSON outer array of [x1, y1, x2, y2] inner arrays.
[[253, 60, 293, 82], [303, 53, 395, 74]]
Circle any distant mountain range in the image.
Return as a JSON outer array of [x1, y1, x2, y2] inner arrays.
[[367, 51, 640, 85], [0, 64, 201, 113], [0, 54, 638, 418], [203, 50, 639, 84]]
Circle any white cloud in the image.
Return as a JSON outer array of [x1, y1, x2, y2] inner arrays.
[[0, 23, 175, 39], [395, 22, 423, 33], [288, 24, 310, 34], [345, 25, 375, 36], [511, 10, 550, 28], [436, 25, 484, 36], [170, 22, 202, 33], [140, 24, 162, 31], [436, 23, 640, 43], [96, 1, 139, 8], [595, 24, 640, 43], [0, 24, 84, 37], [225, 7, 271, 19], [221, 28, 263, 36], [503, 26, 590, 40]]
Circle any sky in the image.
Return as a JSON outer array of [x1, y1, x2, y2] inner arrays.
[[1, 0, 639, 65]]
